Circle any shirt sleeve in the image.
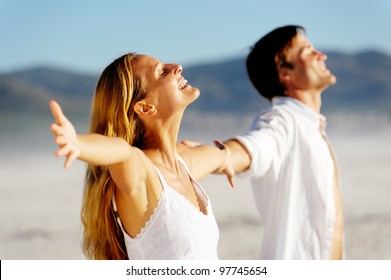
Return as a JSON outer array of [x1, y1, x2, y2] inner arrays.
[[235, 109, 294, 178]]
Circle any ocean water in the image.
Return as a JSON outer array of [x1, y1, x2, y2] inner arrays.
[[1, 113, 390, 259]]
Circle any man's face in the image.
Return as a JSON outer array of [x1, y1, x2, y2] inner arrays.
[[282, 33, 336, 94]]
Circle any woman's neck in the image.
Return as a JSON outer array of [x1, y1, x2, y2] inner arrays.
[[141, 118, 181, 171]]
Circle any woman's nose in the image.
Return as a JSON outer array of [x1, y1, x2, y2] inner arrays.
[[170, 64, 182, 74], [316, 49, 327, 60]]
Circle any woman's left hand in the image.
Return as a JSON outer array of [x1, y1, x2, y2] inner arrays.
[[213, 140, 235, 188]]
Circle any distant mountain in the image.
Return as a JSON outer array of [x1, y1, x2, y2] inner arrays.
[[1, 51, 391, 119], [0, 67, 97, 118]]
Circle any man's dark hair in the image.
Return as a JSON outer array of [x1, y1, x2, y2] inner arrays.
[[246, 25, 305, 101]]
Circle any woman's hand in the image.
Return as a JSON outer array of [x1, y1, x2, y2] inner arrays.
[[180, 139, 235, 188], [213, 140, 235, 188], [49, 100, 80, 168]]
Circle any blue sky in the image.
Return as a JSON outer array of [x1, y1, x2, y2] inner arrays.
[[1, 0, 390, 74]]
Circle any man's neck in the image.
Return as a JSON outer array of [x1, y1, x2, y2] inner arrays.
[[286, 91, 322, 113]]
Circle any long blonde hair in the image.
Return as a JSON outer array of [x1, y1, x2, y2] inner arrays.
[[81, 53, 145, 259]]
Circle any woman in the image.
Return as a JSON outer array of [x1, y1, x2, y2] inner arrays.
[[50, 53, 234, 260]]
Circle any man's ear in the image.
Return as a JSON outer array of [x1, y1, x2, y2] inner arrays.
[[134, 101, 157, 116], [278, 67, 291, 85]]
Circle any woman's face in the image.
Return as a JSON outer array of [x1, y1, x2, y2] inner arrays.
[[132, 54, 200, 115]]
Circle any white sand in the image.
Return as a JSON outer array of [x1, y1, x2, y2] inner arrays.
[[1, 118, 390, 260]]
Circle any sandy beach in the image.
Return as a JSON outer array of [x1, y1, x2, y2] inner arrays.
[[1, 115, 391, 260]]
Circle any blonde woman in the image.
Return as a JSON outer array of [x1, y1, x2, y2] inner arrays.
[[50, 53, 234, 260]]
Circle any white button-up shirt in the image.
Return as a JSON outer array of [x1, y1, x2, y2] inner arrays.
[[236, 96, 341, 259]]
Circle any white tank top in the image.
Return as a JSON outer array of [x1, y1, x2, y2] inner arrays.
[[112, 156, 219, 260]]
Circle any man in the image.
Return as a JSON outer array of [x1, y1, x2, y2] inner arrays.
[[226, 25, 344, 260]]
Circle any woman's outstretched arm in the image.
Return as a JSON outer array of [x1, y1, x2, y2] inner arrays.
[[178, 140, 235, 187], [49, 100, 133, 168]]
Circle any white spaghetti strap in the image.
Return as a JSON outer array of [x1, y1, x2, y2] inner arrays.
[[177, 155, 204, 192], [152, 165, 167, 190], [176, 155, 190, 174]]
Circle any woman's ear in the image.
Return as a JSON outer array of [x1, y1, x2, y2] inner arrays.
[[134, 101, 157, 116]]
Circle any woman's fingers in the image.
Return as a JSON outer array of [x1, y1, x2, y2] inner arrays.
[[56, 144, 71, 157], [49, 100, 79, 169], [181, 140, 202, 147], [64, 151, 78, 169], [227, 173, 235, 188], [50, 123, 64, 136], [49, 100, 66, 125], [54, 135, 68, 146]]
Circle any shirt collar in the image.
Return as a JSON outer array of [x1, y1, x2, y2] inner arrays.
[[272, 96, 327, 132]]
